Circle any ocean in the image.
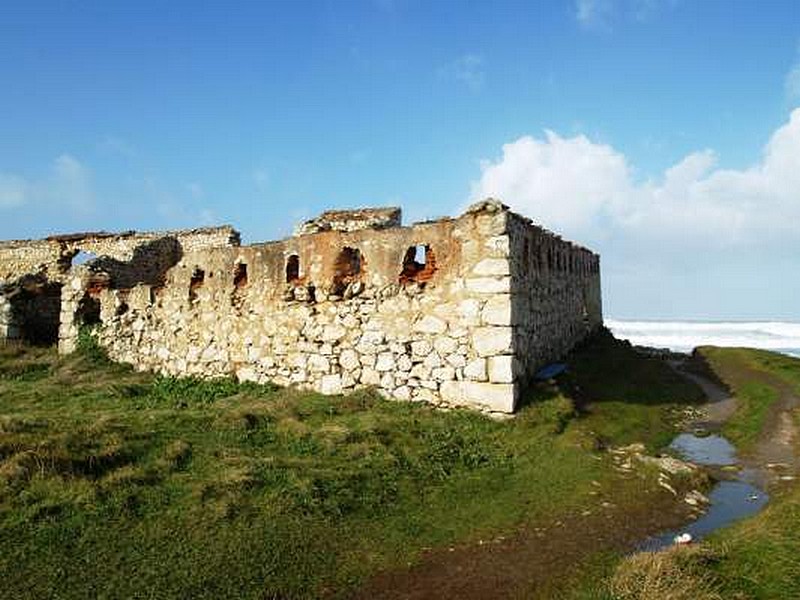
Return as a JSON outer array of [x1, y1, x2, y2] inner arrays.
[[606, 319, 800, 358]]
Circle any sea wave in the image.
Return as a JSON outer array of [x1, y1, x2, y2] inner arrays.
[[606, 319, 800, 357]]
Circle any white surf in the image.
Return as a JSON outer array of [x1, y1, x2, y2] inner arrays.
[[606, 319, 800, 358]]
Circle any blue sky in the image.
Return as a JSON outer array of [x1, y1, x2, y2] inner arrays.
[[1, 0, 799, 319]]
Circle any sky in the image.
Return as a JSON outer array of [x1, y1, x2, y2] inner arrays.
[[1, 0, 799, 320]]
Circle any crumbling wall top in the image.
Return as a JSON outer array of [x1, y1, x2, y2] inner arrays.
[[294, 207, 401, 236], [463, 197, 509, 216], [0, 225, 240, 250]]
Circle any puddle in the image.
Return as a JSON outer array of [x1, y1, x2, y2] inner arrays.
[[670, 433, 737, 466], [638, 480, 768, 551], [638, 432, 769, 551]]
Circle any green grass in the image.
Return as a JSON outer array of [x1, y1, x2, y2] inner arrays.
[[564, 331, 705, 451], [710, 481, 800, 599], [0, 332, 703, 599]]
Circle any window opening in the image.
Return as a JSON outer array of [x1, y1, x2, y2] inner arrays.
[[399, 244, 437, 285], [72, 250, 98, 266], [76, 294, 101, 326], [332, 247, 362, 295], [286, 255, 300, 284], [189, 268, 205, 303], [233, 263, 248, 288], [232, 263, 248, 309]]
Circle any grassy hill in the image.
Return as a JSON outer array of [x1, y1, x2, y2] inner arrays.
[[0, 331, 705, 599]]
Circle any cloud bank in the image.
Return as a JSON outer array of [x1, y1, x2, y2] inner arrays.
[[470, 108, 800, 250]]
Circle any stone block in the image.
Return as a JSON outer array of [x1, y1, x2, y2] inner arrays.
[[339, 349, 360, 371], [465, 277, 511, 294], [397, 354, 413, 371], [359, 330, 385, 346], [423, 352, 442, 369], [307, 354, 330, 372], [413, 315, 447, 334], [487, 355, 516, 383], [433, 336, 458, 355], [410, 363, 431, 379], [236, 366, 259, 383], [375, 352, 395, 372], [456, 298, 481, 319], [463, 357, 487, 381], [439, 381, 517, 413], [432, 366, 456, 382], [320, 374, 343, 395], [445, 353, 466, 368], [360, 367, 381, 386], [322, 323, 347, 342], [472, 327, 513, 357], [481, 295, 512, 326], [472, 257, 511, 277], [393, 385, 411, 401], [411, 339, 432, 357], [380, 372, 395, 389]]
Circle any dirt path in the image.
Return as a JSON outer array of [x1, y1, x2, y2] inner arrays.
[[353, 484, 694, 600], [668, 359, 737, 427], [674, 357, 799, 489], [736, 367, 800, 487]]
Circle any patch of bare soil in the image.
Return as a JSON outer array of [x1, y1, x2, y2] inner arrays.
[[670, 358, 738, 427], [353, 481, 697, 600], [740, 368, 800, 487]]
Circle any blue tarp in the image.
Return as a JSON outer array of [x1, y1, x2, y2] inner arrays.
[[534, 363, 567, 380]]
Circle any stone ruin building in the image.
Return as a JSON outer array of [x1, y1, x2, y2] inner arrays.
[[0, 199, 602, 414]]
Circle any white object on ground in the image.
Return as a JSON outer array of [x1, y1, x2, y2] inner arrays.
[[674, 532, 693, 545]]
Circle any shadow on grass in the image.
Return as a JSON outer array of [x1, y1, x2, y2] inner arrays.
[[517, 328, 707, 451], [562, 328, 705, 408]]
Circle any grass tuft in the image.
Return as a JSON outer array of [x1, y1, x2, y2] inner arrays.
[[609, 545, 725, 600]]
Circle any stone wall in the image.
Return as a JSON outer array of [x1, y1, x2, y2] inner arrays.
[[507, 211, 602, 388], [0, 226, 238, 344], [0, 200, 603, 414]]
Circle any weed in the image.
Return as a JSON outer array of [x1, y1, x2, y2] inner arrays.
[[76, 326, 111, 365]]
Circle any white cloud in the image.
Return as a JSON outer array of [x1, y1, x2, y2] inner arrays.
[[0, 174, 28, 208], [471, 131, 631, 235], [0, 154, 93, 212], [440, 54, 485, 92], [576, 0, 614, 30], [470, 108, 800, 249], [575, 0, 671, 31], [50, 154, 93, 211]]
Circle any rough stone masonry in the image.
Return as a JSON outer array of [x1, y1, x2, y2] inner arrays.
[[0, 199, 601, 414]]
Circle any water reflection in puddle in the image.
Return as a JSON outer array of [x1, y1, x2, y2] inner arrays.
[[638, 433, 769, 552], [639, 480, 768, 551], [670, 433, 737, 466]]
